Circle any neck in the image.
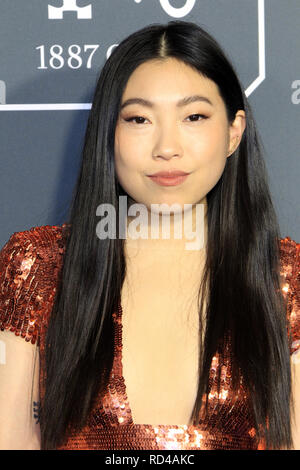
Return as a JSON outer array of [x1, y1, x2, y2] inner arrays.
[[125, 196, 208, 252]]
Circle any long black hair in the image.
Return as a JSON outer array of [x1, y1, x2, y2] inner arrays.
[[40, 20, 294, 450]]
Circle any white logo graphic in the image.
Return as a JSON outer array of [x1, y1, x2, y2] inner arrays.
[[48, 0, 92, 19], [160, 0, 196, 18], [134, 0, 196, 18], [0, 81, 6, 105]]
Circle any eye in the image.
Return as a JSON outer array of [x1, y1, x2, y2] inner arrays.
[[124, 115, 148, 124], [186, 114, 208, 122]]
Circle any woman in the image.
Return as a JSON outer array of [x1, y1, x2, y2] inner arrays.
[[0, 20, 299, 450]]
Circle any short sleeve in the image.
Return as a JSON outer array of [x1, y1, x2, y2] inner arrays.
[[0, 232, 43, 344], [280, 238, 300, 360], [0, 225, 69, 345]]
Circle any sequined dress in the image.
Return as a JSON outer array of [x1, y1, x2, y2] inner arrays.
[[0, 224, 299, 450]]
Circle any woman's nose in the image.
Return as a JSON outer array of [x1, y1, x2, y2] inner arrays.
[[152, 127, 183, 161]]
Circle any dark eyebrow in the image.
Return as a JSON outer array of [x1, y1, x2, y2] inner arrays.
[[120, 94, 214, 110]]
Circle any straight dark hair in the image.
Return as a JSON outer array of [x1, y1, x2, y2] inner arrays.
[[40, 20, 294, 450]]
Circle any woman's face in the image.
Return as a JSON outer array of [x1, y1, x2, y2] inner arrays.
[[114, 58, 245, 213]]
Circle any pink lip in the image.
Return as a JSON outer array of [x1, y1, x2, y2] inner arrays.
[[148, 170, 189, 177], [147, 174, 189, 186]]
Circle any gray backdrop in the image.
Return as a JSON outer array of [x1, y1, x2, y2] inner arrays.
[[0, 0, 299, 248]]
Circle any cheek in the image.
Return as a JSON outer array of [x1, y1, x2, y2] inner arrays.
[[114, 131, 130, 176], [114, 143, 142, 192], [190, 124, 228, 164], [115, 130, 146, 176], [115, 152, 139, 179], [189, 128, 228, 188]]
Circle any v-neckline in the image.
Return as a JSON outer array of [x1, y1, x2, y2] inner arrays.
[[114, 299, 235, 429], [115, 299, 195, 428]]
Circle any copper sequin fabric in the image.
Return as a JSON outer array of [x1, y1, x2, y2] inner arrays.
[[0, 224, 299, 450]]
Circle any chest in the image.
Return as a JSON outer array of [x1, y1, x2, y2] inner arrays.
[[120, 251, 204, 425]]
